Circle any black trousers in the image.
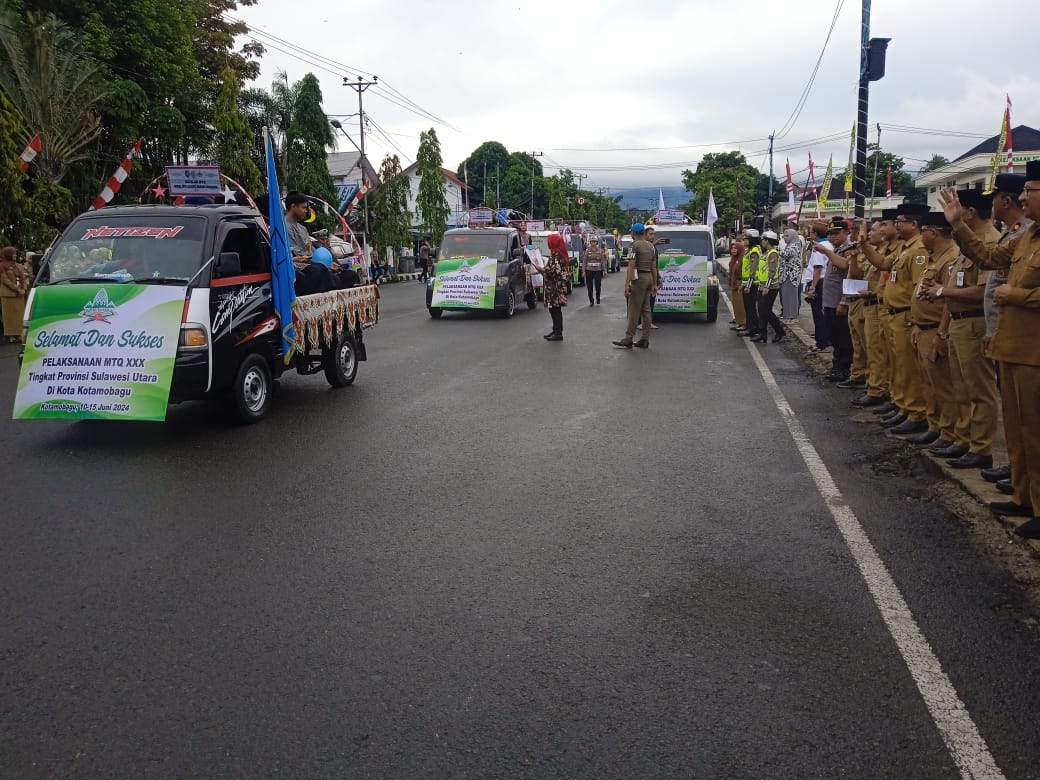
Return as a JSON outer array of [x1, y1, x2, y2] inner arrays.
[[742, 284, 760, 334], [549, 306, 563, 336], [586, 270, 603, 302], [824, 306, 853, 373], [756, 287, 784, 339]]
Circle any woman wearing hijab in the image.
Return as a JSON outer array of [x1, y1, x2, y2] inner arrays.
[[778, 227, 804, 321], [532, 233, 569, 341], [1, 246, 29, 343]]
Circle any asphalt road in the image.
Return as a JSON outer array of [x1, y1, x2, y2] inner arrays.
[[3, 275, 1040, 778]]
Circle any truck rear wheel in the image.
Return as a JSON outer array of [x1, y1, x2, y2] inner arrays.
[[230, 353, 272, 423], [324, 330, 359, 387], [500, 289, 515, 319], [429, 307, 443, 319], [525, 290, 537, 310]]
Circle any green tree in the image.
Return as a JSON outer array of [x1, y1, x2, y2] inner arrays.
[[285, 74, 336, 207], [212, 68, 262, 195], [840, 146, 922, 205], [499, 151, 544, 215], [0, 11, 111, 184], [457, 141, 509, 206], [0, 95, 28, 245], [547, 177, 569, 219], [415, 128, 450, 244], [920, 154, 950, 174], [369, 154, 412, 261], [682, 151, 761, 232]]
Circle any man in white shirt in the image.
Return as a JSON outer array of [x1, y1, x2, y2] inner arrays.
[[804, 221, 830, 352]]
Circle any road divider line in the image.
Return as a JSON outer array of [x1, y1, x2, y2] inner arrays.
[[720, 290, 1003, 780]]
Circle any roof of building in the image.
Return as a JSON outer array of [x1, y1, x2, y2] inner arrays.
[[327, 151, 381, 185], [401, 162, 472, 190], [954, 125, 1040, 162]]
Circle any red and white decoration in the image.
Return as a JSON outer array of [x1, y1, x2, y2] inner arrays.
[[785, 159, 796, 223], [345, 181, 370, 214], [885, 166, 892, 199], [18, 134, 42, 173], [1005, 95, 1014, 173], [89, 138, 142, 211]]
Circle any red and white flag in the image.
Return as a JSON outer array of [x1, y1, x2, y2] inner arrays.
[[345, 180, 370, 214], [808, 154, 820, 218], [18, 134, 42, 173], [785, 159, 796, 222], [885, 166, 892, 199], [1006, 95, 1014, 173], [90, 138, 142, 210]]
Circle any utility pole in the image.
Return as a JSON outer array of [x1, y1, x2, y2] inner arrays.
[[736, 180, 745, 232], [343, 75, 377, 253], [853, 0, 890, 218], [528, 151, 543, 216], [496, 161, 500, 207], [483, 160, 487, 205], [768, 132, 775, 202], [868, 123, 882, 218], [576, 173, 588, 192]]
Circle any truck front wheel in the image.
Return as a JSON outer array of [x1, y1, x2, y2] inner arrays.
[[230, 353, 273, 423]]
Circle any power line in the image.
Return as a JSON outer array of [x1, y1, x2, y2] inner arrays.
[[774, 0, 846, 141]]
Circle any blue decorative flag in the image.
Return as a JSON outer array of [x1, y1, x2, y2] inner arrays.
[[265, 129, 297, 365]]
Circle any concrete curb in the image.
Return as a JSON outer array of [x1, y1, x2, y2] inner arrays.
[[778, 294, 1035, 548], [375, 273, 421, 284]]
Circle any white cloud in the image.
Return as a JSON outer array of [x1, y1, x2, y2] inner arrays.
[[236, 0, 1039, 190]]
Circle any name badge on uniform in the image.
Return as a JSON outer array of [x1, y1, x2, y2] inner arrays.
[[890, 269, 898, 282], [956, 270, 965, 288]]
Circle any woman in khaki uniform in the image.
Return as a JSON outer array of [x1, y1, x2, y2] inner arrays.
[[0, 246, 29, 344]]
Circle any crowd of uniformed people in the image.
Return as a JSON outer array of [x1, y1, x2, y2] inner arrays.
[[726, 160, 1040, 539]]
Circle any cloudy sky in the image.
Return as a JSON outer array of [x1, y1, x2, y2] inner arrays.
[[235, 0, 1039, 192]]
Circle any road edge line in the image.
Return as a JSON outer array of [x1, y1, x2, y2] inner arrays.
[[721, 290, 1003, 779]]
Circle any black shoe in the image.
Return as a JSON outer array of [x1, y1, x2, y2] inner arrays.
[[925, 437, 954, 451], [612, 338, 633, 348], [872, 402, 898, 415], [933, 445, 969, 459], [1014, 518, 1040, 539], [981, 464, 1011, 483], [852, 394, 886, 407], [950, 453, 993, 469], [912, 431, 941, 446], [772, 332, 786, 343], [596, 299, 601, 304], [996, 479, 1014, 495], [890, 419, 928, 435], [880, 414, 907, 428], [633, 339, 649, 349], [836, 377, 867, 389], [750, 335, 766, 343], [545, 334, 563, 341], [824, 372, 850, 383], [989, 500, 1034, 517]]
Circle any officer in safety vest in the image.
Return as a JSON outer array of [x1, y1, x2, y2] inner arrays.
[[738, 229, 762, 337]]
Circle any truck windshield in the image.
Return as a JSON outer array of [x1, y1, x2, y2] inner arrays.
[[39, 216, 208, 285], [438, 233, 506, 261], [654, 231, 714, 258]]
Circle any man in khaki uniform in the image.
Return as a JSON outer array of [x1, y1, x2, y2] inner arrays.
[[852, 217, 892, 406], [920, 189, 1000, 469], [939, 161, 1040, 537], [860, 202, 930, 433], [613, 223, 660, 349], [861, 209, 903, 414], [841, 218, 870, 390], [910, 212, 961, 451]]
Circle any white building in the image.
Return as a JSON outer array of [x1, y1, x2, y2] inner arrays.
[[401, 163, 472, 232], [770, 180, 904, 224], [915, 125, 1040, 209], [326, 151, 381, 212]]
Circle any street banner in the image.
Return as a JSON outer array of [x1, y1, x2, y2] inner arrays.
[[430, 256, 497, 309], [14, 284, 185, 421], [525, 220, 545, 232], [654, 209, 686, 225], [468, 208, 494, 225], [653, 254, 710, 314]]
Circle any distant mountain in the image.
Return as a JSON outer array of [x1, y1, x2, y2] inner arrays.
[[611, 186, 690, 211]]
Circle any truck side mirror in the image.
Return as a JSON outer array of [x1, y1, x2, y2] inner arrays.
[[216, 251, 242, 277]]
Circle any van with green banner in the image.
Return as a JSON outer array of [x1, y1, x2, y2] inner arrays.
[[426, 226, 538, 318], [14, 204, 378, 423], [648, 222, 720, 323]]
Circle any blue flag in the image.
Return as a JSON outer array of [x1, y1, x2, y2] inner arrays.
[[264, 129, 297, 365]]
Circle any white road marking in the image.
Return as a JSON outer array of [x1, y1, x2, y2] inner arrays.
[[721, 290, 1003, 779]]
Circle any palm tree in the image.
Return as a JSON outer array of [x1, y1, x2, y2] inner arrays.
[[240, 70, 299, 186], [0, 12, 111, 183]]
